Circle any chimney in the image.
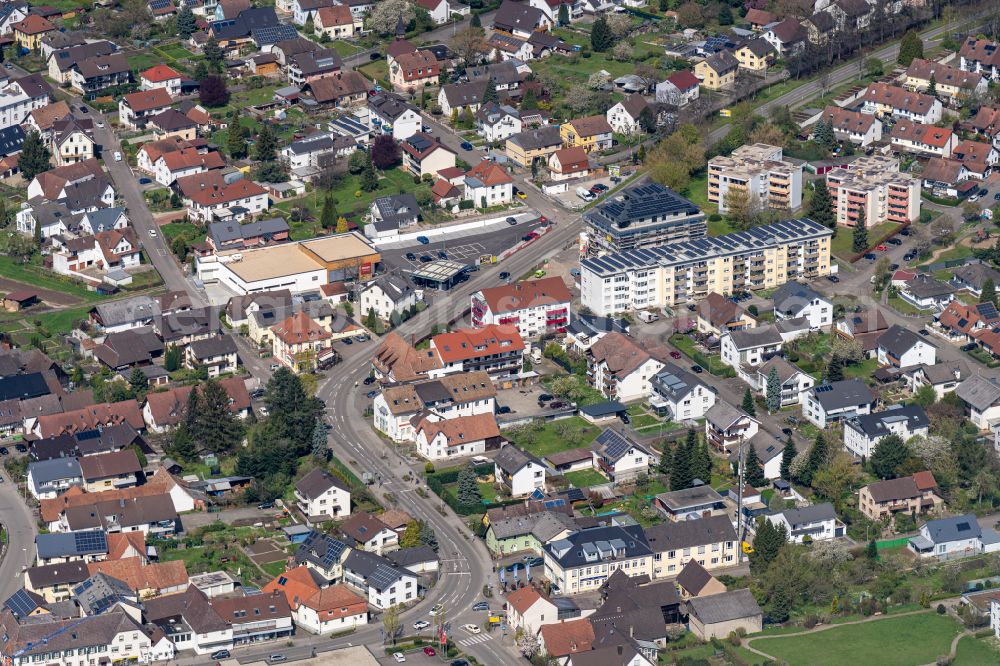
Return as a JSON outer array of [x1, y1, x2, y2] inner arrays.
[[618, 645, 624, 655], [629, 625, 634, 638]]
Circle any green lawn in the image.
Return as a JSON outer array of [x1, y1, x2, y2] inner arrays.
[[954, 635, 1000, 665], [933, 245, 974, 264], [843, 357, 878, 379], [751, 612, 962, 666], [358, 60, 389, 85], [563, 469, 607, 488], [35, 307, 93, 335], [330, 40, 364, 57], [160, 222, 201, 242], [831, 221, 900, 261], [274, 169, 432, 227], [888, 294, 923, 315], [508, 417, 600, 459], [0, 256, 102, 301], [477, 481, 497, 501], [708, 216, 738, 236], [127, 53, 162, 72]]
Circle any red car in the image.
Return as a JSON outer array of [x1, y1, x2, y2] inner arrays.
[[539, 216, 548, 223], [875, 244, 887, 251], [670, 351, 682, 359], [423, 647, 437, 657]]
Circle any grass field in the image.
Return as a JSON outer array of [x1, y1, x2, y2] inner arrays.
[[160, 222, 201, 242], [831, 221, 900, 261], [888, 294, 923, 315], [954, 634, 1000, 664], [751, 612, 962, 666], [0, 256, 101, 301], [274, 169, 431, 227], [563, 469, 607, 488], [330, 40, 364, 57], [358, 60, 389, 85], [508, 417, 600, 459]]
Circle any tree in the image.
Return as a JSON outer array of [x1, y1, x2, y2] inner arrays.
[[265, 367, 323, 447], [177, 5, 197, 37], [164, 345, 182, 372], [196, 379, 245, 454], [254, 161, 287, 184], [456, 466, 482, 508], [741, 388, 756, 417], [691, 440, 711, 484], [676, 1, 704, 27], [255, 123, 277, 162], [128, 367, 146, 393], [557, 2, 568, 25], [590, 16, 613, 52], [361, 159, 379, 191], [898, 31, 923, 66], [914, 383, 937, 407], [866, 539, 878, 559], [482, 79, 499, 106], [769, 586, 791, 623], [371, 134, 402, 169], [516, 632, 540, 659], [366, 306, 378, 330], [335, 216, 348, 234], [825, 354, 845, 382], [865, 57, 884, 78], [852, 212, 869, 253], [670, 430, 695, 491], [419, 521, 437, 550], [927, 73, 937, 98], [765, 366, 782, 413], [745, 443, 765, 487], [871, 434, 909, 480], [400, 520, 422, 548], [648, 125, 705, 192], [725, 187, 764, 231], [780, 434, 796, 481], [718, 4, 733, 25], [808, 180, 835, 229], [227, 122, 248, 159], [801, 433, 829, 486], [18, 129, 50, 181], [170, 422, 198, 462], [750, 517, 787, 572], [310, 416, 328, 460], [203, 36, 223, 70], [451, 26, 488, 66], [369, 0, 416, 33], [982, 278, 997, 307], [471, 12, 481, 27], [382, 604, 402, 644], [320, 196, 337, 229], [199, 75, 230, 108], [520, 87, 538, 110]]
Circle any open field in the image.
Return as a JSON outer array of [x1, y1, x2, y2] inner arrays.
[[508, 417, 600, 459]]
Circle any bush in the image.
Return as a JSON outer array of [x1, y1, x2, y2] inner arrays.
[[708, 213, 722, 221], [459, 199, 474, 210], [424, 462, 434, 474], [803, 615, 818, 629], [937, 604, 947, 614], [582, 52, 591, 58]]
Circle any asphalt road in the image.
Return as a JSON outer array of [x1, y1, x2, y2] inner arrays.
[[0, 473, 38, 602]]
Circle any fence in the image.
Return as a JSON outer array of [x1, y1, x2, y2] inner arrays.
[[876, 536, 910, 551]]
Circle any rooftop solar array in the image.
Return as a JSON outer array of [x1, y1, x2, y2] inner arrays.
[[977, 302, 1000, 320], [582, 217, 832, 277], [586, 182, 700, 230], [5, 590, 41, 619], [595, 429, 634, 460], [74, 530, 108, 554]]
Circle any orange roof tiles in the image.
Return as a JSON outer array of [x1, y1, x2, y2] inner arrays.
[[87, 557, 188, 592], [477, 276, 571, 314], [431, 324, 524, 363], [416, 413, 500, 447], [466, 159, 513, 186], [123, 88, 173, 113], [13, 14, 54, 35], [272, 311, 331, 346], [141, 65, 182, 83], [540, 618, 595, 657]]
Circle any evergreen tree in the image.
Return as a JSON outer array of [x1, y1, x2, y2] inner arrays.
[[164, 345, 182, 372], [590, 17, 613, 51], [982, 278, 997, 307], [558, 3, 569, 25], [852, 207, 869, 253], [482, 80, 499, 106], [866, 539, 878, 559], [657, 441, 672, 476], [310, 416, 328, 460], [366, 307, 378, 330], [825, 354, 845, 382], [800, 432, 829, 486], [321, 195, 337, 229], [691, 440, 711, 484], [128, 367, 146, 393], [780, 433, 796, 481], [744, 443, 765, 487], [203, 36, 224, 70], [197, 379, 245, 454], [227, 123, 248, 159], [264, 367, 323, 447], [741, 388, 756, 417], [870, 434, 909, 479], [182, 386, 202, 443], [927, 73, 937, 98], [769, 586, 791, 623], [718, 4, 732, 24], [193, 60, 209, 83], [456, 466, 482, 508], [361, 159, 378, 191], [749, 517, 787, 572], [670, 430, 695, 491], [19, 129, 50, 182], [419, 521, 438, 550], [765, 366, 782, 413], [807, 180, 835, 229], [170, 423, 198, 462], [898, 30, 923, 66], [520, 87, 538, 110], [255, 123, 277, 162], [177, 5, 197, 37], [471, 12, 481, 27]]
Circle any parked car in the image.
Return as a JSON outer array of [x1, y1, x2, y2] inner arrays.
[[994, 192, 1000, 201], [690, 365, 703, 374], [499, 271, 510, 280], [420, 255, 433, 262], [431, 604, 444, 614], [903, 252, 916, 261], [363, 376, 376, 385], [370, 52, 381, 60], [918, 329, 930, 336], [211, 650, 231, 660], [413, 620, 430, 631], [405, 252, 416, 261], [460, 141, 474, 151], [621, 413, 631, 425], [423, 647, 437, 657], [472, 601, 490, 611], [548, 400, 566, 409], [962, 342, 978, 351], [138, 177, 150, 184], [875, 244, 887, 251], [538, 394, 554, 401], [257, 502, 274, 510], [366, 390, 378, 398], [863, 253, 876, 260], [670, 350, 682, 359], [343, 338, 353, 345], [269, 363, 280, 371], [515, 190, 527, 200], [593, 183, 609, 192], [887, 238, 902, 245], [393, 653, 406, 663], [496, 405, 511, 414], [980, 188, 989, 196], [438, 250, 447, 259], [506, 217, 517, 225], [148, 229, 157, 237], [781, 428, 792, 436], [524, 556, 543, 567], [970, 194, 980, 202], [14, 444, 26, 453], [826, 275, 840, 283], [113, 151, 121, 161], [889, 263, 899, 271], [899, 227, 911, 235], [570, 268, 580, 277], [417, 236, 430, 244]]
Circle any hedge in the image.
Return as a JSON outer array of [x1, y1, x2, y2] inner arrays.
[[426, 463, 522, 516]]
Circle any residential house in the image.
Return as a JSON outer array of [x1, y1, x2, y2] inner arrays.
[[389, 49, 440, 93], [476, 103, 522, 143], [140, 64, 183, 97], [495, 445, 547, 497], [314, 4, 362, 38], [270, 310, 333, 374], [471, 276, 572, 339], [899, 274, 955, 311], [908, 513, 1000, 559], [587, 332, 670, 403], [644, 515, 738, 577], [904, 58, 987, 103], [763, 18, 806, 56], [876, 323, 937, 369], [720, 325, 783, 373], [859, 471, 942, 522], [492, 0, 551, 39], [860, 83, 942, 124], [27, 458, 83, 500], [548, 146, 590, 181], [648, 363, 716, 421], [152, 147, 226, 186], [368, 94, 422, 141], [484, 506, 576, 556], [342, 549, 417, 609], [70, 53, 131, 96], [264, 566, 368, 634], [142, 379, 251, 433], [47, 41, 116, 85], [372, 371, 496, 442], [359, 274, 416, 322], [118, 88, 173, 130], [78, 449, 141, 493], [560, 115, 613, 153], [401, 132, 456, 179], [655, 70, 700, 107], [905, 361, 969, 401], [148, 108, 198, 141], [889, 120, 957, 158], [306, 71, 370, 108], [464, 159, 514, 208], [960, 37, 1000, 81], [414, 412, 502, 460], [696, 293, 756, 337], [295, 468, 351, 521], [606, 94, 649, 136], [206, 218, 290, 253], [50, 118, 94, 167], [695, 50, 738, 90], [951, 263, 1000, 297], [936, 300, 1000, 342], [12, 14, 54, 50], [740, 433, 785, 480], [820, 105, 883, 147], [704, 400, 759, 453], [802, 378, 875, 428], [955, 374, 1000, 430], [675, 559, 727, 599], [753, 356, 814, 408], [745, 8, 775, 29], [366, 193, 421, 239], [438, 80, 487, 117], [765, 503, 843, 543], [686, 589, 762, 640], [295, 530, 350, 581], [654, 485, 726, 521], [429, 324, 526, 381], [340, 512, 398, 555], [708, 143, 803, 213], [772, 281, 833, 330], [506, 126, 563, 167], [590, 428, 656, 483], [287, 48, 343, 86], [185, 335, 239, 377], [371, 331, 444, 384], [734, 39, 773, 74], [506, 586, 559, 636], [0, 609, 158, 664], [543, 525, 652, 595], [175, 171, 269, 223], [539, 618, 596, 662]]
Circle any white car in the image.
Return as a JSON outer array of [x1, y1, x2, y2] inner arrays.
[[393, 653, 406, 663], [113, 151, 122, 162], [413, 620, 430, 631], [148, 229, 157, 237], [970, 194, 980, 202], [96, 120, 104, 128], [462, 624, 481, 634]]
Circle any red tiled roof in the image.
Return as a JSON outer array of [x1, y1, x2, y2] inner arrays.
[[667, 70, 699, 91], [176, 171, 268, 207], [13, 14, 54, 35], [416, 412, 500, 447], [890, 119, 953, 148], [141, 65, 182, 83], [465, 159, 513, 186], [477, 277, 571, 314], [123, 88, 173, 113], [272, 311, 331, 346], [507, 586, 547, 614], [550, 146, 589, 174], [160, 148, 226, 172], [36, 400, 143, 438], [394, 50, 440, 82], [540, 618, 595, 657], [143, 377, 250, 427], [87, 557, 188, 592], [431, 324, 525, 363]]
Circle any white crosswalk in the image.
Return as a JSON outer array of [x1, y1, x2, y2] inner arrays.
[[457, 633, 493, 647]]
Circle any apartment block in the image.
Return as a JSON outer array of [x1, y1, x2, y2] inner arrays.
[[580, 218, 833, 315], [708, 143, 803, 213], [826, 155, 921, 228], [582, 182, 706, 256]]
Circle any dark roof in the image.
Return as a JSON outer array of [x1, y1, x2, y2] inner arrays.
[[0, 372, 50, 401], [583, 182, 699, 230], [922, 513, 981, 544], [26, 560, 89, 589], [655, 485, 725, 512], [188, 334, 238, 359], [847, 404, 928, 439], [686, 588, 762, 624], [770, 502, 836, 526], [675, 559, 715, 595], [772, 280, 827, 317], [295, 530, 349, 570], [35, 530, 108, 560], [591, 428, 650, 463], [809, 378, 875, 411], [386, 545, 438, 568], [545, 525, 650, 569], [295, 468, 349, 500], [493, 0, 545, 32], [343, 549, 416, 590], [877, 323, 935, 358], [644, 514, 736, 552], [494, 445, 539, 474], [579, 400, 626, 418]]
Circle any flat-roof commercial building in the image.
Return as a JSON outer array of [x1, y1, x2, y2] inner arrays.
[[582, 182, 706, 255], [826, 155, 921, 228], [708, 144, 803, 213], [197, 231, 380, 294], [580, 218, 833, 315]]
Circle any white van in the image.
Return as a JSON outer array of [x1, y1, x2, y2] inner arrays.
[[636, 310, 660, 323], [576, 187, 595, 202]]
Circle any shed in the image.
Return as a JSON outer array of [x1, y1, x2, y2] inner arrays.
[[578, 400, 625, 424], [282, 524, 313, 543], [3, 290, 38, 312]]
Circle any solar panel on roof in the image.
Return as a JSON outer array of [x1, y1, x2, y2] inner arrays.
[[5, 590, 40, 619], [74, 530, 107, 553], [598, 429, 633, 460], [816, 385, 834, 393], [977, 302, 999, 319], [543, 498, 566, 509], [77, 430, 100, 441]]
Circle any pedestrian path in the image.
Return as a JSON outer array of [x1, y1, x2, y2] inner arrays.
[[457, 633, 493, 647]]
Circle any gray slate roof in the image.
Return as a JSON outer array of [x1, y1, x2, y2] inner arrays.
[[705, 400, 754, 430], [809, 378, 875, 411], [28, 457, 82, 485], [727, 325, 783, 350], [644, 514, 736, 552], [686, 588, 761, 624], [494, 445, 537, 474], [955, 375, 1000, 411], [922, 513, 981, 544], [771, 502, 836, 526], [772, 281, 827, 317], [847, 404, 928, 439], [877, 323, 935, 357]]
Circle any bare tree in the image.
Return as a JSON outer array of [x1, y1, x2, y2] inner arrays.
[[451, 27, 489, 67]]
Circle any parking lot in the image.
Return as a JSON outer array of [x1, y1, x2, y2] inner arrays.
[[550, 176, 617, 210]]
